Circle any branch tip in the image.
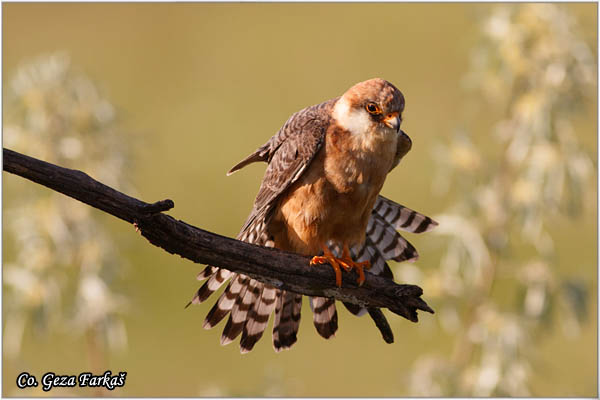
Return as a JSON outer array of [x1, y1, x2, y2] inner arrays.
[[139, 199, 175, 215]]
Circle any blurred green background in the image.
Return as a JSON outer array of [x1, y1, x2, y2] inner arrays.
[[2, 3, 597, 397]]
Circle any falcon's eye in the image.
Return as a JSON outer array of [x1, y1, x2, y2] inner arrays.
[[365, 102, 381, 115]]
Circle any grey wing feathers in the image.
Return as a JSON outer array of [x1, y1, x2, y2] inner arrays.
[[233, 99, 335, 237], [188, 99, 336, 353], [390, 129, 413, 172], [226, 98, 337, 178], [250, 99, 335, 214], [341, 196, 438, 327], [226, 147, 269, 176], [373, 195, 438, 234], [366, 213, 419, 262]]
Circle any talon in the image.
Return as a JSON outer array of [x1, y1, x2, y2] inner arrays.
[[311, 252, 343, 287], [340, 244, 371, 285], [310, 244, 372, 287], [133, 222, 141, 234]]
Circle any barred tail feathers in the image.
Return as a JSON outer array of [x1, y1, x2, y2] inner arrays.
[[190, 196, 438, 352], [340, 203, 423, 319], [309, 296, 338, 339], [220, 277, 260, 346], [190, 206, 308, 353], [240, 284, 278, 352], [373, 195, 438, 234], [273, 291, 302, 352], [203, 274, 246, 329]]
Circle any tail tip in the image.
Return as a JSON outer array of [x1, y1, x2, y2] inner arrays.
[[220, 334, 234, 345], [203, 319, 217, 330]]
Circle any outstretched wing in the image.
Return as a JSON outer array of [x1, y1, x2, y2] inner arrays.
[[189, 98, 338, 353], [341, 196, 438, 333], [237, 98, 338, 232]]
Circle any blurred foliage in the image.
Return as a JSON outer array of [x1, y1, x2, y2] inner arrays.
[[3, 54, 131, 389], [404, 4, 596, 396]]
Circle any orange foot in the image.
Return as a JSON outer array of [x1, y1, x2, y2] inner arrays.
[[310, 244, 371, 287]]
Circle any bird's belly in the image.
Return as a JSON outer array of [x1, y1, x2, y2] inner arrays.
[[269, 130, 396, 256], [270, 171, 382, 256]]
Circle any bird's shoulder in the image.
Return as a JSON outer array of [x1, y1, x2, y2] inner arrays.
[[247, 97, 338, 214], [227, 97, 339, 175], [264, 96, 339, 162], [236, 97, 338, 234]]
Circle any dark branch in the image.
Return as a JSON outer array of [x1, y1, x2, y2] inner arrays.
[[3, 148, 434, 332], [139, 199, 175, 215], [367, 307, 395, 344]]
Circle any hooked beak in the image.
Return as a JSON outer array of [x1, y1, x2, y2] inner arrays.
[[383, 113, 400, 132]]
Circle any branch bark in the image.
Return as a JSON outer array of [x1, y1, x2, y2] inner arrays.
[[3, 148, 434, 332]]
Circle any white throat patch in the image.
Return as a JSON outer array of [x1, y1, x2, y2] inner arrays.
[[332, 97, 371, 136]]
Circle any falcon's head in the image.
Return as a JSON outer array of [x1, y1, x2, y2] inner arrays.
[[332, 78, 406, 137]]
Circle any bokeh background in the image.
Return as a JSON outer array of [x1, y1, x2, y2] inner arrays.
[[2, 3, 597, 397]]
